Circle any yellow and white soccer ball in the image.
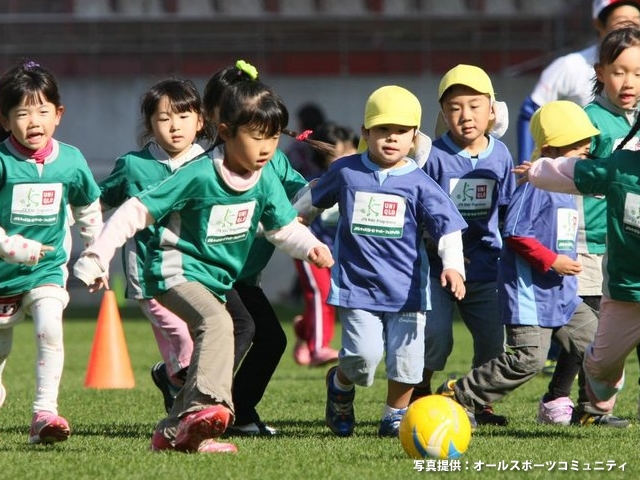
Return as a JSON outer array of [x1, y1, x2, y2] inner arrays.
[[399, 395, 472, 459]]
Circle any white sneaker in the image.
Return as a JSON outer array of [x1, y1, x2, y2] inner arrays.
[[537, 396, 573, 425], [0, 383, 5, 408]]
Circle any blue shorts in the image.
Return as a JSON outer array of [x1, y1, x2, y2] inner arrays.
[[337, 307, 426, 386]]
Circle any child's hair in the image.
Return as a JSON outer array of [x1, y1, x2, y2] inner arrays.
[[203, 60, 259, 121], [138, 78, 214, 146], [309, 122, 356, 170], [216, 80, 336, 158], [593, 26, 640, 96], [0, 60, 61, 141]]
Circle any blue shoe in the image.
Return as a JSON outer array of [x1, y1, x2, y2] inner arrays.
[[325, 366, 355, 437], [378, 408, 407, 437], [150, 362, 181, 414]]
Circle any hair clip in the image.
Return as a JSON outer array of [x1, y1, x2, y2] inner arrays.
[[296, 130, 313, 141], [23, 60, 40, 69], [235, 60, 258, 80]]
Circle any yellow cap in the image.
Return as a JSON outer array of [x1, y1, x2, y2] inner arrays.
[[363, 85, 421, 130], [438, 64, 495, 101], [529, 101, 600, 160]]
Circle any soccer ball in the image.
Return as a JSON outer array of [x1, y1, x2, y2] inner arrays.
[[399, 395, 472, 459]]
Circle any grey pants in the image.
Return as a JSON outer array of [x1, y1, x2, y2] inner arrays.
[[454, 302, 597, 412], [154, 282, 235, 440]]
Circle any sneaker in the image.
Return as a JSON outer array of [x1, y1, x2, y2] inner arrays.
[[378, 408, 407, 437], [150, 362, 182, 414], [570, 409, 630, 428], [29, 411, 71, 444], [174, 405, 232, 452], [0, 383, 5, 408], [325, 366, 355, 437], [475, 405, 508, 426], [151, 429, 237, 453], [537, 396, 573, 425], [293, 340, 311, 366], [435, 379, 477, 429], [226, 420, 278, 436], [409, 386, 431, 404], [310, 347, 339, 367]]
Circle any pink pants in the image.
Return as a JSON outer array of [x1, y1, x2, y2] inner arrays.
[[583, 295, 640, 410], [138, 298, 192, 384]]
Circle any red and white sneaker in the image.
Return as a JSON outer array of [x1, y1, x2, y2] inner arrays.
[[173, 405, 232, 452], [310, 348, 339, 367], [29, 411, 70, 444], [152, 420, 237, 454]]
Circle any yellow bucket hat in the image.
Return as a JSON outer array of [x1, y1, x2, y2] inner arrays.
[[529, 101, 600, 160], [438, 64, 495, 102], [363, 85, 421, 130]]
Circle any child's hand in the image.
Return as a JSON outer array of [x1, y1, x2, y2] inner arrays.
[[307, 245, 334, 268], [441, 269, 466, 300], [512, 161, 532, 185], [551, 254, 582, 276], [73, 254, 109, 292], [39, 245, 54, 258]]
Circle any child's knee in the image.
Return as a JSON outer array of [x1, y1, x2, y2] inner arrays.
[[340, 355, 382, 387]]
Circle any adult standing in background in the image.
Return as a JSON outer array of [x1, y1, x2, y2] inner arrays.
[[516, 0, 640, 164]]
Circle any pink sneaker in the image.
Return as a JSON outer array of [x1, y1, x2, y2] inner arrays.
[[173, 405, 231, 452], [310, 347, 339, 367], [151, 429, 237, 453], [29, 411, 71, 444], [537, 396, 574, 425], [294, 340, 311, 366]]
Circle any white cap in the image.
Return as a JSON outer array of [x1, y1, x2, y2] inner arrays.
[[593, 0, 640, 19]]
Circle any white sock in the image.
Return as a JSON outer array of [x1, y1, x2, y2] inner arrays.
[[0, 327, 13, 385], [382, 405, 406, 418], [332, 372, 354, 392], [30, 297, 65, 414]]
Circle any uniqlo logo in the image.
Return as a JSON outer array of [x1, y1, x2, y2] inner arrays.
[[236, 209, 249, 224], [41, 190, 56, 205], [383, 201, 397, 216], [476, 185, 487, 200]]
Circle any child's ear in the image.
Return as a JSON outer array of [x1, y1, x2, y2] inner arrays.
[[0, 114, 10, 132], [594, 63, 604, 84], [217, 123, 231, 141]]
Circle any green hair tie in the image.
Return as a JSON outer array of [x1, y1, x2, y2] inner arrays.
[[236, 60, 258, 80]]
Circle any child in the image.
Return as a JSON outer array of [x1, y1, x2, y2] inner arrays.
[[582, 27, 640, 417], [295, 85, 467, 437], [414, 64, 515, 426], [0, 61, 103, 443], [149, 61, 316, 436], [292, 122, 357, 367], [99, 78, 211, 412], [519, 89, 640, 428], [74, 80, 334, 454], [440, 101, 628, 428]]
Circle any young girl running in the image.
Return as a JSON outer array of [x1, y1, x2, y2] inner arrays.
[[0, 61, 103, 444], [74, 80, 333, 454], [99, 78, 212, 411]]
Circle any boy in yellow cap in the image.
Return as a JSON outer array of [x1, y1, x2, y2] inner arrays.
[[438, 101, 628, 427], [415, 64, 516, 426], [295, 85, 468, 437]]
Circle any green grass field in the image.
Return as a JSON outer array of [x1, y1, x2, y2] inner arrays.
[[1, 302, 639, 480]]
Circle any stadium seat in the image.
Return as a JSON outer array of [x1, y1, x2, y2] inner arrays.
[[217, 0, 265, 16], [319, 0, 368, 15], [116, 0, 163, 15], [73, 0, 112, 16], [278, 0, 317, 15], [176, 0, 214, 15], [483, 0, 518, 16], [382, 0, 421, 15], [422, 0, 467, 15]]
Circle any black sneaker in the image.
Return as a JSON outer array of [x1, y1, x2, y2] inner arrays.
[[474, 405, 508, 426], [570, 409, 630, 428], [325, 366, 355, 437], [226, 420, 278, 437], [409, 386, 432, 404], [150, 362, 181, 414]]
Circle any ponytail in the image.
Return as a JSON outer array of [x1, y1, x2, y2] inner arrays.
[[283, 129, 336, 159]]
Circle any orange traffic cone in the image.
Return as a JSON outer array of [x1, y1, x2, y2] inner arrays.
[[84, 290, 135, 389]]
